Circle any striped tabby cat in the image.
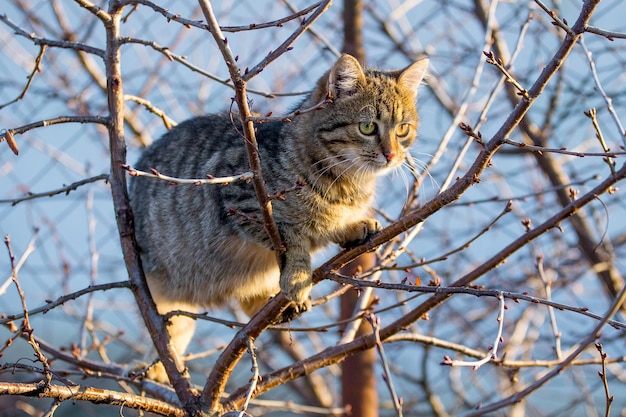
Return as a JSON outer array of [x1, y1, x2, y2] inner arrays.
[[129, 54, 428, 381]]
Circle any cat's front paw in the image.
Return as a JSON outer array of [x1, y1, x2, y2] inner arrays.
[[279, 279, 311, 322], [340, 218, 381, 248], [277, 298, 311, 323]]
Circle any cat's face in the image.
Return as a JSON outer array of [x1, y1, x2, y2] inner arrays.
[[306, 55, 429, 179]]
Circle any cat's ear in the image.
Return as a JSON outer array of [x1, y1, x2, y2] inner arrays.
[[327, 54, 366, 99], [398, 58, 429, 98]]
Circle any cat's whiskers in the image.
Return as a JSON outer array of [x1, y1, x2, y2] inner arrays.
[[321, 157, 363, 200], [311, 153, 354, 178], [309, 153, 355, 196], [350, 162, 369, 190], [311, 154, 347, 168], [129, 53, 429, 383], [394, 163, 411, 200], [405, 154, 440, 192]]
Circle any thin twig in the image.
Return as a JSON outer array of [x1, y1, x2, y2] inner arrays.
[[433, 3, 533, 198], [124, 95, 177, 130], [222, 2, 323, 33], [4, 235, 52, 386], [533, 0, 574, 35], [431, 0, 501, 195], [585, 25, 626, 40], [74, 0, 112, 22], [465, 278, 626, 416], [118, 0, 321, 33], [42, 400, 62, 417], [441, 292, 505, 370], [581, 36, 626, 145], [0, 174, 110, 206], [483, 50, 529, 99], [537, 255, 562, 358], [387, 333, 626, 369], [281, 0, 342, 57], [336, 271, 381, 345], [452, 175, 600, 206], [20, 334, 127, 378], [117, 0, 203, 29], [326, 276, 626, 330], [503, 138, 624, 158], [241, 0, 332, 81], [119, 37, 306, 98], [238, 339, 259, 417], [0, 229, 38, 295], [377, 200, 513, 272], [0, 14, 105, 56], [367, 314, 403, 416], [584, 108, 615, 174], [122, 165, 253, 185], [415, 2, 494, 193], [0, 281, 129, 325], [246, 98, 329, 123], [2, 115, 109, 137], [595, 343, 614, 417], [0, 45, 46, 111]]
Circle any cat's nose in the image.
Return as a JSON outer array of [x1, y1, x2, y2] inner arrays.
[[384, 151, 396, 162]]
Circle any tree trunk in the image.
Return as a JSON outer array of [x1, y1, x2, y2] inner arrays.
[[340, 2, 378, 416], [340, 254, 378, 417]]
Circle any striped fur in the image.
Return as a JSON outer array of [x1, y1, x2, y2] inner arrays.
[[129, 54, 428, 381]]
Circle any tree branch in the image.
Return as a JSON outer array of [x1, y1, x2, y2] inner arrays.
[[0, 281, 129, 324], [220, 0, 606, 406], [122, 165, 253, 186], [0, 45, 46, 111], [0, 14, 105, 56], [241, 0, 332, 81], [195, 1, 334, 411], [0, 381, 184, 417], [101, 2, 200, 415], [0, 174, 109, 206]]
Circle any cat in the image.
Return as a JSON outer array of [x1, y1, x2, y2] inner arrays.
[[129, 54, 428, 382]]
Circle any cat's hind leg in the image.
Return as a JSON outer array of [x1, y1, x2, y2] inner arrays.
[[140, 272, 198, 383], [240, 293, 306, 324]]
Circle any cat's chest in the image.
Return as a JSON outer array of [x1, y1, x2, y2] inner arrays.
[[308, 195, 371, 235], [275, 180, 375, 242]]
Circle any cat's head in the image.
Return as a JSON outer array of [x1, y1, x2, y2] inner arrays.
[[302, 54, 429, 178]]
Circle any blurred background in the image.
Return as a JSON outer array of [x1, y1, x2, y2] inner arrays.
[[1, 1, 626, 416]]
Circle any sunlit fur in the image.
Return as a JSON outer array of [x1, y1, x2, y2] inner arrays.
[[129, 54, 428, 382]]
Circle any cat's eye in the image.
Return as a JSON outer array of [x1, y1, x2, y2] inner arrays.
[[395, 123, 412, 137], [359, 121, 377, 136]]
